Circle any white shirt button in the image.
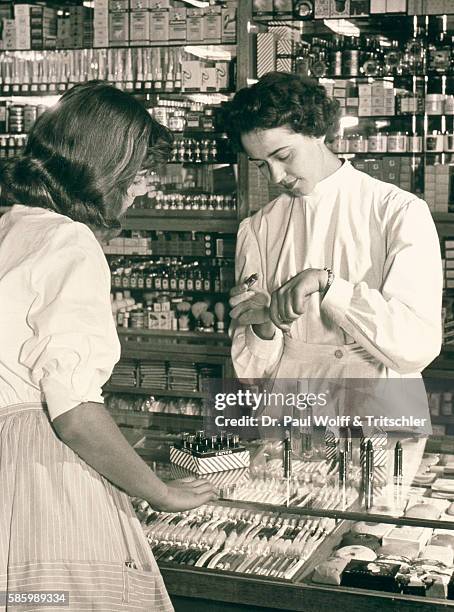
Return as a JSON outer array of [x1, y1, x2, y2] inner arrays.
[[334, 349, 343, 359]]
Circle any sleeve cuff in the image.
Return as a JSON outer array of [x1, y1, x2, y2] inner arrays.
[[245, 324, 283, 359], [42, 377, 104, 421], [320, 277, 355, 327]]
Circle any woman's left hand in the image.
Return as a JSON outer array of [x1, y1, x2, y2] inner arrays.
[[270, 268, 328, 331]]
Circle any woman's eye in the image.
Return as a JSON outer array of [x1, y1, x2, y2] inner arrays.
[[276, 153, 291, 161]]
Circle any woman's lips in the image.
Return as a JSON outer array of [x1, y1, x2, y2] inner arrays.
[[281, 177, 300, 190]]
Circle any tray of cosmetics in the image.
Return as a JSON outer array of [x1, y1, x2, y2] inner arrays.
[[134, 501, 340, 580], [307, 498, 454, 600], [170, 430, 250, 474]]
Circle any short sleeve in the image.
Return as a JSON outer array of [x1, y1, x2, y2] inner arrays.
[[19, 225, 121, 421]]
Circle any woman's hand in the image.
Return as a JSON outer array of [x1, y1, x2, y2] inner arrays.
[[155, 477, 218, 512], [270, 268, 328, 331], [229, 283, 272, 326]]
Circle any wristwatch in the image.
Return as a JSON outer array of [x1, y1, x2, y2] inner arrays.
[[323, 267, 334, 296]]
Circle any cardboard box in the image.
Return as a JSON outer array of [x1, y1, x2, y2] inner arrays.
[[253, 0, 273, 13], [222, 5, 237, 43], [314, 0, 331, 17], [203, 5, 221, 44], [130, 8, 149, 44], [182, 60, 202, 91], [370, 0, 386, 10], [149, 7, 169, 43], [186, 8, 203, 42], [169, 7, 186, 42], [109, 11, 129, 45], [216, 62, 230, 90], [201, 66, 218, 92], [386, 0, 407, 10]]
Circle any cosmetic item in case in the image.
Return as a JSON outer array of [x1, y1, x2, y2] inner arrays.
[[341, 559, 401, 592], [170, 431, 250, 474]]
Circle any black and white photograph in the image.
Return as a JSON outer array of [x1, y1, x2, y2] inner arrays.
[[1, 0, 454, 610]]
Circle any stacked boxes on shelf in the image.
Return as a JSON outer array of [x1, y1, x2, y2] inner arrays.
[[443, 238, 454, 292], [1, 0, 236, 50], [322, 80, 395, 117], [352, 157, 412, 190], [425, 165, 454, 213]]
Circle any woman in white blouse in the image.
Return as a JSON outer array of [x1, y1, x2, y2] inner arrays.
[[227, 72, 443, 487], [0, 82, 216, 611]]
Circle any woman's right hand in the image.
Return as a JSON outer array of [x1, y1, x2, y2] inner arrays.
[[154, 477, 218, 512]]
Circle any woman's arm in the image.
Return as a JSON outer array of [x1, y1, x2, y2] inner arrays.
[[321, 197, 442, 374], [230, 218, 284, 380], [53, 401, 216, 511]]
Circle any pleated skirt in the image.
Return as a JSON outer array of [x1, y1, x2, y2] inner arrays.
[[0, 403, 174, 612]]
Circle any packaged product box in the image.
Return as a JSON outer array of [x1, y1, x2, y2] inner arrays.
[[257, 32, 276, 77], [149, 6, 169, 43], [186, 8, 203, 42], [314, 0, 331, 18], [407, 0, 424, 13], [130, 8, 149, 45], [3, 19, 16, 50], [203, 5, 222, 44], [201, 66, 218, 92], [370, 0, 386, 11], [169, 7, 186, 42], [221, 2, 237, 44], [216, 61, 230, 90], [94, 0, 108, 47], [181, 60, 202, 91], [423, 0, 448, 14], [14, 4, 32, 50], [109, 12, 129, 46], [386, 0, 406, 11]]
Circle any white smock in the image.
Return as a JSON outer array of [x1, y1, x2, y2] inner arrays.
[[231, 161, 442, 439], [0, 205, 173, 611]]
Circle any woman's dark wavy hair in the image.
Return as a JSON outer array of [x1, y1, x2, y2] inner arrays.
[[224, 72, 341, 151], [0, 80, 173, 229]]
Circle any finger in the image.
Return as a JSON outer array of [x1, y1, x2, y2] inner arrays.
[[187, 479, 215, 492], [229, 290, 254, 308], [270, 293, 285, 329], [174, 477, 197, 484], [198, 490, 220, 505], [237, 308, 268, 326], [230, 300, 258, 320], [291, 290, 305, 316], [230, 284, 252, 298]]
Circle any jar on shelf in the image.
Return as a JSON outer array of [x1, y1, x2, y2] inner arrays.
[[425, 93, 445, 116], [425, 132, 444, 152], [348, 134, 368, 153], [387, 132, 407, 153], [368, 133, 387, 153], [331, 135, 348, 153], [407, 135, 423, 153]]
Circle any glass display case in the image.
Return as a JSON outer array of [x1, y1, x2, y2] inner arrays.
[[129, 429, 454, 612]]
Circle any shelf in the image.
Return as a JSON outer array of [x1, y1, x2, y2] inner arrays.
[[104, 385, 207, 399], [110, 286, 229, 297], [0, 86, 235, 97], [338, 152, 423, 157], [117, 328, 229, 341], [128, 209, 237, 219], [1, 42, 237, 53], [121, 213, 238, 233]]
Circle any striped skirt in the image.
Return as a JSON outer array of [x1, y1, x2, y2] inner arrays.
[[0, 403, 174, 612]]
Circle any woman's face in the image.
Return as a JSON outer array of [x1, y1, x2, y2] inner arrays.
[[241, 126, 327, 196], [121, 170, 151, 214]]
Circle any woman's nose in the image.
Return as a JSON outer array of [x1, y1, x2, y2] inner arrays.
[[265, 161, 285, 184]]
